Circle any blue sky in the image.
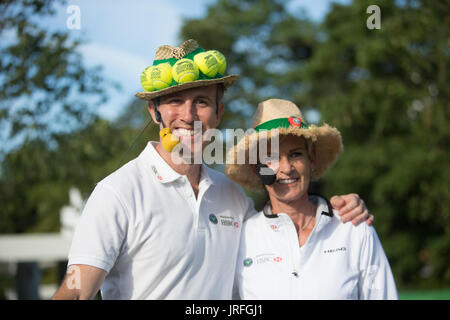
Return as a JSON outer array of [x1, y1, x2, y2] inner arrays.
[[41, 0, 350, 120]]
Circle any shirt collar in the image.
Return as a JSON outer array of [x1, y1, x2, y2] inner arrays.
[[141, 141, 216, 187], [141, 141, 182, 183], [262, 194, 334, 219], [310, 194, 334, 218], [199, 163, 215, 189], [310, 194, 335, 232]]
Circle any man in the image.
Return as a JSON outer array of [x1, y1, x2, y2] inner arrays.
[[53, 39, 372, 300]]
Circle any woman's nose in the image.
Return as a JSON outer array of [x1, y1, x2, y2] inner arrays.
[[278, 156, 292, 174]]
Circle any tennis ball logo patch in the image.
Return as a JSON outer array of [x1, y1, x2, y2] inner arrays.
[[151, 68, 161, 78], [203, 54, 217, 68], [175, 61, 195, 73], [194, 51, 219, 77], [243, 258, 253, 267], [173, 59, 199, 84], [140, 66, 155, 92], [150, 63, 173, 89], [210, 50, 226, 74]]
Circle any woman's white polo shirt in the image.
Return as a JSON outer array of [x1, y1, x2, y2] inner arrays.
[[234, 195, 398, 300]]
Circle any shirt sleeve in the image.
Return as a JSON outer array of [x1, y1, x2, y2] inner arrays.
[[67, 183, 129, 273], [358, 226, 398, 300], [243, 196, 258, 222]]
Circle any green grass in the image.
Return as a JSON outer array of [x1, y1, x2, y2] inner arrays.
[[399, 289, 450, 300]]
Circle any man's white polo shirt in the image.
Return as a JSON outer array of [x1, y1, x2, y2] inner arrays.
[[234, 195, 398, 300], [68, 142, 255, 299]]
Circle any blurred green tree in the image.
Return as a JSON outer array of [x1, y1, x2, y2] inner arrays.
[[0, 0, 123, 235], [302, 0, 450, 289], [0, 96, 156, 234], [1, 0, 447, 293], [180, 0, 320, 210], [180, 0, 318, 130], [180, 0, 450, 289], [0, 92, 156, 297], [0, 0, 110, 151]]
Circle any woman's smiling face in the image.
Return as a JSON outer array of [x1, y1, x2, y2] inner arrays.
[[263, 135, 315, 205]]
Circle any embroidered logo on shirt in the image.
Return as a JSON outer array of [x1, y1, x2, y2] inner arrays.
[[210, 215, 240, 228], [246, 253, 282, 266], [151, 165, 163, 181], [273, 256, 283, 262], [323, 247, 347, 254], [243, 258, 253, 267], [220, 216, 234, 227], [209, 214, 218, 224]]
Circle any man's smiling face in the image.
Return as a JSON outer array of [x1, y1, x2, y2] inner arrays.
[[148, 84, 224, 158]]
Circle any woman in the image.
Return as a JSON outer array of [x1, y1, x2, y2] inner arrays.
[[225, 99, 398, 299]]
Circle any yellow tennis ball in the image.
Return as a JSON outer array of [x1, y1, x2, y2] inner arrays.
[[172, 58, 199, 83], [210, 50, 227, 75], [140, 66, 155, 91], [150, 63, 173, 89], [193, 51, 219, 77]]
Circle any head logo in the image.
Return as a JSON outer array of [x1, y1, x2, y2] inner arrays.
[[243, 258, 253, 267], [209, 214, 218, 224]]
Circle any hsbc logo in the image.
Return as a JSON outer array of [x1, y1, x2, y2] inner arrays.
[[211, 215, 240, 228], [245, 254, 284, 266], [269, 224, 280, 232]]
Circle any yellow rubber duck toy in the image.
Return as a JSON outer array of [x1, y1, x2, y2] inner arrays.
[[160, 128, 180, 152]]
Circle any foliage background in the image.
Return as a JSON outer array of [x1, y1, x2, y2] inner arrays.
[[0, 0, 449, 297]]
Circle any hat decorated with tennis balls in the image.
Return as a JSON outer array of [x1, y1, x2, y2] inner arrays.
[[225, 99, 343, 190], [136, 39, 238, 100]]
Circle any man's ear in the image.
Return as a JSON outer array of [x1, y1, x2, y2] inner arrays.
[[147, 101, 160, 124]]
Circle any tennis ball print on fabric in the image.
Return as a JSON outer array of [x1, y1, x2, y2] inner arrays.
[[172, 59, 199, 84], [193, 51, 219, 77], [150, 63, 173, 89]]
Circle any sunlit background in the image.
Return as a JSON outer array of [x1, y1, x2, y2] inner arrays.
[[0, 0, 448, 300]]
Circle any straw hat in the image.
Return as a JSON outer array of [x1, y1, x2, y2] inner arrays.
[[225, 99, 343, 190], [135, 39, 238, 100]]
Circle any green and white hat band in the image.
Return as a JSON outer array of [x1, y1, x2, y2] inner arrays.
[[254, 116, 311, 132]]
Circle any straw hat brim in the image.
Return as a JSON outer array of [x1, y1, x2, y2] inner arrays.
[[135, 74, 239, 101], [225, 124, 343, 191]]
